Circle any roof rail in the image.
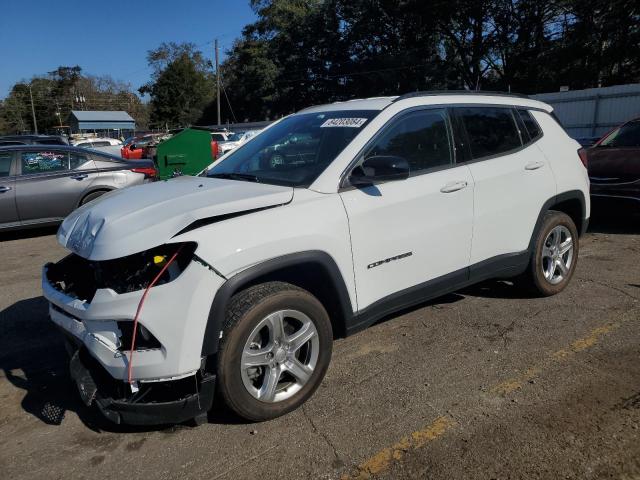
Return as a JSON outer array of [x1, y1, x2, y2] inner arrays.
[[393, 90, 529, 102]]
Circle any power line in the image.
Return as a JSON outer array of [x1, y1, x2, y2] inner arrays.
[[218, 71, 237, 123]]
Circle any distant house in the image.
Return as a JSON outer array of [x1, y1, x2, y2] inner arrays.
[[68, 110, 135, 137]]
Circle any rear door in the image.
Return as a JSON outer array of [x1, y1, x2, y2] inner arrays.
[[0, 151, 19, 227], [15, 149, 97, 224], [453, 106, 556, 266]]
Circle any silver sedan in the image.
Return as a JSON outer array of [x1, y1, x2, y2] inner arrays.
[[0, 145, 157, 230]]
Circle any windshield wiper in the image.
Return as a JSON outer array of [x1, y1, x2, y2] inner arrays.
[[208, 172, 260, 182]]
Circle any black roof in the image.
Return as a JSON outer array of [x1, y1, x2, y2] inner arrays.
[[0, 134, 69, 145], [393, 90, 529, 102], [0, 144, 123, 160]]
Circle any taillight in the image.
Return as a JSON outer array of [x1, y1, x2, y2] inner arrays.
[[577, 148, 588, 169], [131, 167, 158, 179]]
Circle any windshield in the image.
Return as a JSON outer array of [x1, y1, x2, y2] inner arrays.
[[599, 120, 640, 147], [226, 132, 243, 142], [207, 110, 378, 187]]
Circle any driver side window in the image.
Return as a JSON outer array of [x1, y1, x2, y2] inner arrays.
[[364, 109, 453, 174]]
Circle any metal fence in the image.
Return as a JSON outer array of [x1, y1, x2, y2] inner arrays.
[[532, 83, 640, 140]]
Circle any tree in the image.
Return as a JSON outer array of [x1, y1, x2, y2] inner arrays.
[[140, 43, 215, 128], [218, 0, 640, 120], [0, 66, 148, 134]]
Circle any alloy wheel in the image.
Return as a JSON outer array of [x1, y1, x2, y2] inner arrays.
[[240, 309, 319, 403], [541, 225, 574, 285]]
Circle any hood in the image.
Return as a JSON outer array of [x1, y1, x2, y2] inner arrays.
[[57, 176, 293, 260]]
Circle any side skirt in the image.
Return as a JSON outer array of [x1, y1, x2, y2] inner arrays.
[[346, 250, 529, 335]]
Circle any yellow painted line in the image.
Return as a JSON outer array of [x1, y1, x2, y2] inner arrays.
[[342, 311, 637, 479], [493, 320, 624, 395], [340, 416, 455, 480], [553, 323, 619, 359]]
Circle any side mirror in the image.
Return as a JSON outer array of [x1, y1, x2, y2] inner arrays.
[[349, 155, 410, 186]]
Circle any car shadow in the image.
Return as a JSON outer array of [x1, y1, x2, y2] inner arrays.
[[588, 201, 640, 234], [0, 225, 58, 242], [0, 296, 243, 433], [460, 278, 538, 300]]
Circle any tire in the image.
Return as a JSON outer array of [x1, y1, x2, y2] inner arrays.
[[80, 190, 108, 206], [525, 210, 579, 296], [217, 281, 333, 421]]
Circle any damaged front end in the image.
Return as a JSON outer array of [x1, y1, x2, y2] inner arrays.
[[68, 347, 215, 425], [46, 242, 197, 302], [43, 241, 224, 425]]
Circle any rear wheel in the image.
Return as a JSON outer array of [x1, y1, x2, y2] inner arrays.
[[525, 210, 579, 296], [217, 282, 332, 421]]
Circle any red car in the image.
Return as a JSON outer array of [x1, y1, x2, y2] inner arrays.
[[582, 117, 640, 207], [121, 135, 158, 160]]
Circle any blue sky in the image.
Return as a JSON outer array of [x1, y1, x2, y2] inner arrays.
[[0, 0, 257, 98]]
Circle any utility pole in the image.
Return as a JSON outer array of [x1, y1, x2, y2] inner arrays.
[[215, 38, 221, 126], [28, 84, 38, 134]]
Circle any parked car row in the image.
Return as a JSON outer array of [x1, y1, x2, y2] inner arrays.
[[0, 145, 156, 230], [70, 137, 123, 156]]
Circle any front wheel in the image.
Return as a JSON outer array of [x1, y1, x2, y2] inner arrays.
[[525, 210, 579, 296], [217, 282, 333, 421]]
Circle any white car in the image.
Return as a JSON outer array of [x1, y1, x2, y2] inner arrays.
[[43, 92, 589, 425], [218, 130, 262, 155], [72, 137, 123, 156]]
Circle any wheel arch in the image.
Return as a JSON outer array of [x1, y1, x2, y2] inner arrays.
[[201, 251, 354, 356], [78, 187, 113, 207], [528, 189, 587, 255]]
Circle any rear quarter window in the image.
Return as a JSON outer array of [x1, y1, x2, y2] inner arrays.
[[456, 107, 522, 159], [517, 109, 543, 141]]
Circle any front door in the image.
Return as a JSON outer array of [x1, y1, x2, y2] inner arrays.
[[15, 149, 96, 224], [340, 108, 474, 310]]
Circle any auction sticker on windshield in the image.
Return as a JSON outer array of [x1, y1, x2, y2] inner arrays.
[[320, 118, 368, 128]]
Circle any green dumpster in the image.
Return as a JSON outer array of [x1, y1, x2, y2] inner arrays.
[[155, 128, 215, 180]]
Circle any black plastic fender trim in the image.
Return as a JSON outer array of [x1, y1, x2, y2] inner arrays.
[[200, 250, 355, 356], [527, 189, 587, 256]]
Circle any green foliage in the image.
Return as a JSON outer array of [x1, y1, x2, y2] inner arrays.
[[216, 0, 640, 121], [140, 43, 215, 128], [0, 65, 147, 135]]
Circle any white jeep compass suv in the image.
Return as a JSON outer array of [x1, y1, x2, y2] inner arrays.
[[43, 92, 589, 425]]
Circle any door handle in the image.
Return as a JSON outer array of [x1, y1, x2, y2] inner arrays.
[[525, 161, 545, 170], [0, 185, 11, 193], [71, 174, 88, 180], [440, 181, 468, 193]]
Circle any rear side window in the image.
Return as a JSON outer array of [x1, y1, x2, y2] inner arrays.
[[0, 152, 13, 176], [457, 107, 521, 159], [365, 109, 452, 174], [599, 120, 640, 147], [92, 141, 111, 147], [211, 134, 226, 141], [517, 109, 542, 141], [21, 151, 69, 174], [70, 152, 90, 169]]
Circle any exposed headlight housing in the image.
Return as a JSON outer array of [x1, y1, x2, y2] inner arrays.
[[46, 242, 197, 302]]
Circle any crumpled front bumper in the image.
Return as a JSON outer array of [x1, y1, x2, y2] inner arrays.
[[66, 342, 215, 425], [42, 258, 223, 381], [43, 254, 225, 425]]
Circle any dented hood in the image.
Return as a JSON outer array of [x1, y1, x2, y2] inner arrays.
[[57, 176, 293, 260]]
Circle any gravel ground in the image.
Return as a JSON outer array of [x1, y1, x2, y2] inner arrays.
[[0, 216, 638, 480]]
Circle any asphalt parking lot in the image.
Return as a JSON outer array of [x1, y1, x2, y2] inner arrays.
[[0, 214, 639, 480]]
